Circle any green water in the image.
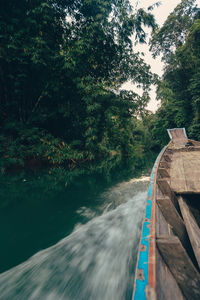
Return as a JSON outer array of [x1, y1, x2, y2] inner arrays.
[[0, 164, 152, 299]]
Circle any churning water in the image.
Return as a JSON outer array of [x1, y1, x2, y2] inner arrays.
[[0, 176, 149, 300]]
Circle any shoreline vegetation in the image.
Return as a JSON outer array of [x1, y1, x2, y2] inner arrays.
[[1, 1, 200, 175], [0, 0, 159, 174], [0, 121, 158, 173]]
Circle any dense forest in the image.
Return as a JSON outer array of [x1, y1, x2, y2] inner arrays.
[[0, 0, 200, 173], [150, 0, 200, 145], [0, 0, 159, 172]]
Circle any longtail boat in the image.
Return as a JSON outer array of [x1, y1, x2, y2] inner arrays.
[[133, 128, 200, 300]]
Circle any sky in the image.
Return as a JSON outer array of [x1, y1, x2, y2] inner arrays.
[[121, 0, 200, 112]]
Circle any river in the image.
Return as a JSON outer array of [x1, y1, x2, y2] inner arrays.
[[0, 167, 150, 300]]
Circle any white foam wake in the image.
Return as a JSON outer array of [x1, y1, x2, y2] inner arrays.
[[0, 178, 149, 300]]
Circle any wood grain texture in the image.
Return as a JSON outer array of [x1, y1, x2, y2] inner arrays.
[[157, 197, 187, 248], [157, 179, 178, 210], [157, 179, 172, 197], [178, 196, 200, 268], [170, 151, 200, 193], [188, 139, 200, 146], [159, 161, 170, 169], [163, 155, 172, 162], [157, 236, 200, 300], [156, 248, 185, 300], [156, 203, 171, 237], [168, 128, 188, 146], [169, 147, 200, 152], [158, 168, 170, 178], [155, 135, 200, 299]]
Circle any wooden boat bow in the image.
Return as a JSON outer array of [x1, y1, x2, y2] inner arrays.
[[133, 128, 200, 300]]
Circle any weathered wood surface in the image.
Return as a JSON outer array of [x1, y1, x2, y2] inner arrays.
[[157, 179, 178, 210], [188, 139, 200, 147], [158, 168, 170, 178], [157, 179, 172, 197], [157, 197, 187, 248], [168, 128, 188, 146], [178, 196, 200, 268], [155, 131, 200, 299], [170, 151, 200, 193], [155, 205, 185, 299], [157, 236, 200, 300], [159, 161, 170, 169], [168, 147, 200, 152], [156, 248, 185, 300], [156, 203, 172, 237], [163, 154, 172, 162]]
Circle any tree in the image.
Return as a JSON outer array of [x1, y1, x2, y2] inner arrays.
[[151, 8, 200, 145], [0, 0, 158, 170], [150, 0, 199, 62]]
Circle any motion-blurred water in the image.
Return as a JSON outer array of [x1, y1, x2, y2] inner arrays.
[[0, 175, 149, 300]]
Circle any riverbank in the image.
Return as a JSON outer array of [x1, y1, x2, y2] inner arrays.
[[0, 123, 158, 174]]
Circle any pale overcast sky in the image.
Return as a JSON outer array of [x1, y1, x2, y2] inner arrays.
[[121, 0, 200, 112]]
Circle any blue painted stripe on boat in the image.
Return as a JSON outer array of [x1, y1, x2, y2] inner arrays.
[[133, 146, 166, 300]]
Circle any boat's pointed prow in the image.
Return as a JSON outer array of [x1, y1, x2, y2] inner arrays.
[[167, 128, 188, 146], [132, 128, 200, 300]]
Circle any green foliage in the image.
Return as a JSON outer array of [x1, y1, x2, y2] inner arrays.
[[0, 123, 80, 171], [150, 0, 199, 62], [0, 0, 158, 171], [150, 1, 200, 145]]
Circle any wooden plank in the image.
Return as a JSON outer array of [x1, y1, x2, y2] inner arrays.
[[156, 248, 185, 300], [157, 179, 178, 210], [163, 155, 172, 162], [188, 139, 200, 146], [170, 151, 200, 193], [159, 161, 170, 169], [157, 197, 187, 249], [171, 147, 200, 153], [170, 153, 188, 193], [183, 153, 200, 193], [166, 149, 173, 154], [168, 128, 188, 146], [157, 236, 200, 300], [157, 179, 172, 197], [156, 203, 171, 237], [178, 196, 200, 268], [158, 168, 170, 178]]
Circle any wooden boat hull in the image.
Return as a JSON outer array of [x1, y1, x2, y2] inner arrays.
[[133, 129, 200, 300]]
